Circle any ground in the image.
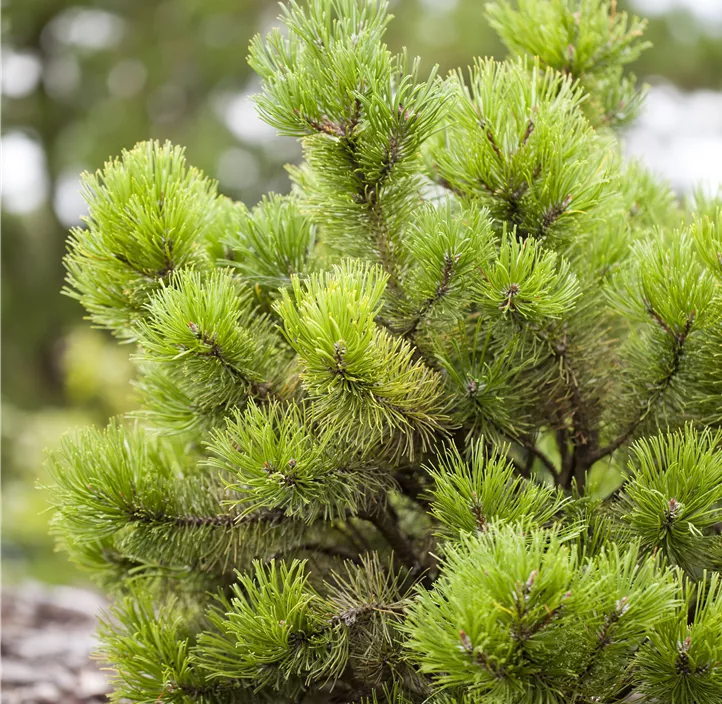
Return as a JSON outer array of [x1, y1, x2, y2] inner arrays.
[[2, 582, 111, 704]]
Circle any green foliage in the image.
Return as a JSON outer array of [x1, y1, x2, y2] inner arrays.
[[98, 592, 220, 704], [487, 0, 651, 127], [611, 233, 716, 336], [133, 365, 231, 437], [606, 234, 720, 440], [635, 574, 722, 704], [427, 441, 565, 538], [618, 426, 722, 572], [48, 422, 200, 542], [474, 234, 579, 321], [487, 0, 649, 79], [135, 269, 283, 411], [222, 194, 318, 294], [249, 0, 450, 279], [65, 142, 230, 339], [405, 525, 676, 703], [398, 202, 495, 334], [43, 1, 722, 702], [434, 319, 533, 443], [48, 423, 244, 583], [692, 208, 722, 280], [431, 58, 621, 250], [248, 0, 393, 138], [197, 561, 347, 692], [207, 401, 385, 521], [276, 261, 449, 458], [622, 160, 681, 235]]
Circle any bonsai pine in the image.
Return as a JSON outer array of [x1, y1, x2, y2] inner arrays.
[[48, 1, 722, 702]]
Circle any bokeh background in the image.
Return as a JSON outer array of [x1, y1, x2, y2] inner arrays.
[[4, 0, 722, 585]]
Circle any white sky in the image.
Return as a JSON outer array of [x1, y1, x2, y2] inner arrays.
[[631, 0, 722, 24]]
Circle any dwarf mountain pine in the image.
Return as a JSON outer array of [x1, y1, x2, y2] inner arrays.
[[48, 1, 722, 702]]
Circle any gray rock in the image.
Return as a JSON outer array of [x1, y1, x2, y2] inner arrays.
[[1, 660, 38, 685]]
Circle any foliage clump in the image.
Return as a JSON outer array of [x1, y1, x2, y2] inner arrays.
[[48, 1, 722, 702]]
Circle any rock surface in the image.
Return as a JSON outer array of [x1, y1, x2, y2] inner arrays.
[[2, 582, 111, 704]]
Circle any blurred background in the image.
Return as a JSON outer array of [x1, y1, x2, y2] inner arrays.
[[4, 0, 722, 586]]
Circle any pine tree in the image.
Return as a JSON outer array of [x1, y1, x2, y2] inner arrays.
[[46, 1, 722, 702]]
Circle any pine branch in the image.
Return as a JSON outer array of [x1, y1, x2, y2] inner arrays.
[[126, 507, 283, 528], [159, 678, 248, 701], [359, 506, 429, 586], [538, 194, 573, 237], [576, 600, 628, 684], [405, 252, 459, 337], [590, 310, 696, 464], [341, 131, 402, 289], [519, 436, 559, 478], [294, 543, 365, 565]]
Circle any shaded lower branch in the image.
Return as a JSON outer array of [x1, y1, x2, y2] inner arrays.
[[358, 506, 431, 588], [294, 543, 364, 565], [394, 470, 432, 510], [518, 437, 558, 478], [588, 311, 695, 464], [128, 507, 284, 528]]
